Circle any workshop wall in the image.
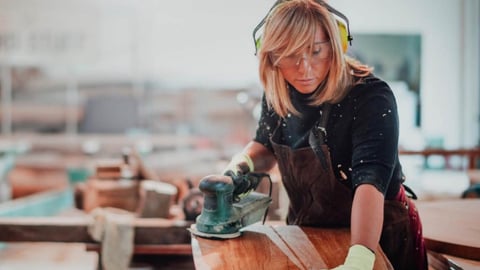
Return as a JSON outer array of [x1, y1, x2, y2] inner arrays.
[[0, 0, 478, 148]]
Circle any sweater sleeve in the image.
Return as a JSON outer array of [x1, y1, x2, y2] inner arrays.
[[350, 80, 400, 195], [253, 94, 279, 153]]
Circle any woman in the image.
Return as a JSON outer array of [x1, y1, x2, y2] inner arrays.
[[224, 0, 427, 269]]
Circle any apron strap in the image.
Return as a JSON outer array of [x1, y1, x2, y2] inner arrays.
[[402, 184, 418, 200], [308, 103, 332, 170]]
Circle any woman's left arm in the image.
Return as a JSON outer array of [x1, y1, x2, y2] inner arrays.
[[329, 184, 384, 270], [349, 81, 400, 251], [351, 183, 384, 251], [335, 81, 400, 269]]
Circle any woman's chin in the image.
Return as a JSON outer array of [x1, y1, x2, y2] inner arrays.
[[294, 85, 318, 94]]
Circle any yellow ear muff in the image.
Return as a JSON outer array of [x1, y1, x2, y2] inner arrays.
[[255, 37, 262, 54], [337, 20, 349, 53], [252, 0, 352, 55]]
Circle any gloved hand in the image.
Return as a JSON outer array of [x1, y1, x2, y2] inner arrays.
[[330, 245, 375, 270], [223, 153, 254, 177]]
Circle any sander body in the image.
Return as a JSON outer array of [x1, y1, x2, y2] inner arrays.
[[189, 172, 272, 239]]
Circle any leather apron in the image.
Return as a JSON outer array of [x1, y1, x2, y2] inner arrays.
[[269, 105, 426, 270]]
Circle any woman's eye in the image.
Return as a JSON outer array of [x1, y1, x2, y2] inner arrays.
[[285, 55, 298, 60], [312, 49, 322, 56]]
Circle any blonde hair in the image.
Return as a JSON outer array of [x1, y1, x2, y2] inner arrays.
[[258, 0, 372, 117]]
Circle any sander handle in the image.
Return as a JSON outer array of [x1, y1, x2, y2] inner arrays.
[[230, 172, 272, 204]]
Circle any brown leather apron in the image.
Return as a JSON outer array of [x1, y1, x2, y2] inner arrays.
[[269, 105, 427, 270]]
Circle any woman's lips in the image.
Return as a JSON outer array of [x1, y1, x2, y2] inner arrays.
[[297, 79, 315, 85]]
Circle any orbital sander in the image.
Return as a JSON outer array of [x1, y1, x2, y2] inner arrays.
[[189, 171, 272, 239]]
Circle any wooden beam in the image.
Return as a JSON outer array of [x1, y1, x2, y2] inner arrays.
[[86, 243, 193, 255], [0, 216, 192, 245], [399, 147, 480, 170]]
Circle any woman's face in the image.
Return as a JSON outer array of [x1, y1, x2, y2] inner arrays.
[[276, 29, 331, 94]]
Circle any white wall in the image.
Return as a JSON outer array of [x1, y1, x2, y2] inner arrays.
[[0, 0, 478, 147], [0, 0, 272, 86], [333, 0, 479, 147]]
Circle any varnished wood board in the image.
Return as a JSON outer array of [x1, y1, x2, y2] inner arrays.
[[192, 224, 305, 270], [416, 199, 480, 260], [275, 226, 393, 270], [192, 224, 393, 270]]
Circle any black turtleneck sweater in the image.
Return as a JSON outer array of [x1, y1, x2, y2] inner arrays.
[[254, 76, 404, 199]]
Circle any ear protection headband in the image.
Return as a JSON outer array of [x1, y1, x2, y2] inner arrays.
[[252, 0, 353, 55]]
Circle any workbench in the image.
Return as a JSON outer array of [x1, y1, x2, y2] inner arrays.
[[416, 199, 480, 262]]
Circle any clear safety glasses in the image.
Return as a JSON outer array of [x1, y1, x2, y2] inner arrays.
[[269, 40, 331, 68]]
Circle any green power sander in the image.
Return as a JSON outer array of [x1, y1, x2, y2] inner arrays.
[[189, 171, 272, 239]]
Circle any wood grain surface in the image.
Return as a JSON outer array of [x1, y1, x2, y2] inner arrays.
[[417, 199, 480, 261], [192, 224, 393, 270]]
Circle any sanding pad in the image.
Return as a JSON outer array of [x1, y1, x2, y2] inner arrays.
[[188, 224, 241, 239]]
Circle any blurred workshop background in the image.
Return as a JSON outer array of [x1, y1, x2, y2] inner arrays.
[[0, 0, 479, 269]]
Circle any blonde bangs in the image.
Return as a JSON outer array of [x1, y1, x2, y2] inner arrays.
[[258, 0, 370, 117], [263, 2, 321, 57]]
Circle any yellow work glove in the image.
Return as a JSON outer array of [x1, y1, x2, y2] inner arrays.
[[330, 245, 375, 270], [223, 153, 254, 176]]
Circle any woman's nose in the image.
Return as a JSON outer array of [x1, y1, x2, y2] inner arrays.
[[296, 57, 312, 74]]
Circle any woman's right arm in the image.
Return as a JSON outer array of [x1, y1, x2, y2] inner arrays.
[[228, 93, 277, 174], [242, 140, 277, 172]]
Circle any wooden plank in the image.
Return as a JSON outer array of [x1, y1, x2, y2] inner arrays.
[[86, 243, 192, 255], [192, 224, 393, 269], [417, 199, 480, 261], [427, 251, 480, 270], [271, 225, 327, 269], [191, 224, 305, 270], [274, 226, 393, 270], [0, 243, 98, 270], [0, 216, 192, 245], [245, 224, 309, 269], [444, 255, 480, 269]]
